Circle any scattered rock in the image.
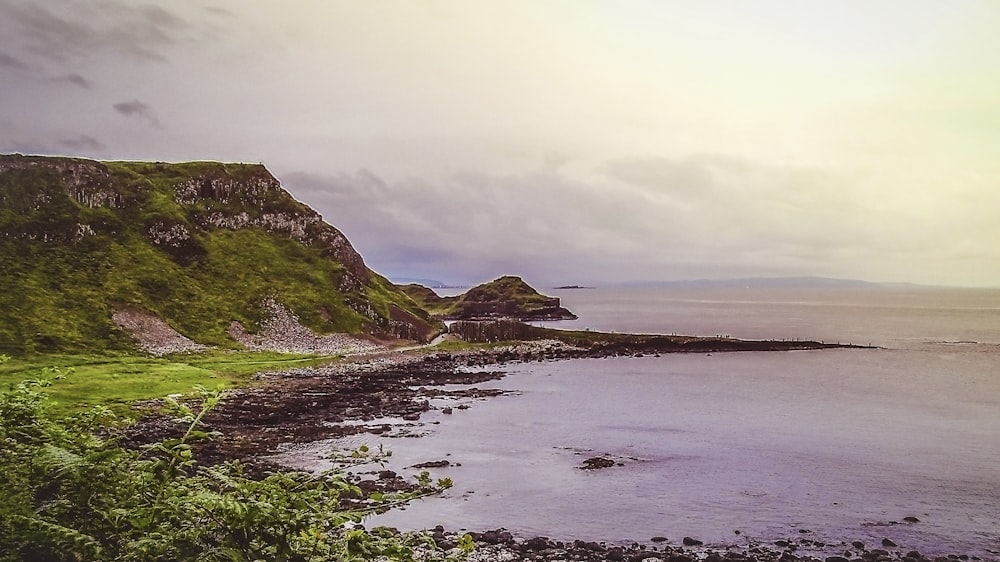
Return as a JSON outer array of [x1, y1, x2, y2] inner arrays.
[[523, 536, 550, 551], [121, 340, 983, 562], [410, 460, 450, 469], [883, 538, 898, 548], [383, 528, 974, 562], [470, 529, 513, 545], [579, 456, 617, 470], [112, 307, 208, 356], [227, 298, 383, 355], [651, 536, 669, 543], [903, 516, 920, 523]]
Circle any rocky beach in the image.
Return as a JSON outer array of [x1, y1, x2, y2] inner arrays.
[[124, 335, 989, 562]]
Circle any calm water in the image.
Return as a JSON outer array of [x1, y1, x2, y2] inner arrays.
[[276, 287, 1000, 558]]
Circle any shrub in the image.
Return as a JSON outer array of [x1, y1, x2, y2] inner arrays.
[[0, 358, 467, 562]]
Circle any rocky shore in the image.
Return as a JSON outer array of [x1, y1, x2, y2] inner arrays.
[[126, 339, 990, 562], [419, 526, 982, 562], [177, 334, 860, 463]]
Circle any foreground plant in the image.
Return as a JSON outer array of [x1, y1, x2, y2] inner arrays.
[[0, 357, 468, 561]]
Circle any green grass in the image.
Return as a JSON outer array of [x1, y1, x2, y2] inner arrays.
[[425, 339, 482, 351], [0, 351, 338, 417], [401, 275, 561, 318], [0, 154, 443, 353]]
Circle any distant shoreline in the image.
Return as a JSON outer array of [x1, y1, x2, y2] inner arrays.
[[153, 336, 944, 562], [133, 329, 870, 466]]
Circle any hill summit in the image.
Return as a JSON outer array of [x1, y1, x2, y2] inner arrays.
[[400, 275, 577, 321], [0, 154, 440, 353]]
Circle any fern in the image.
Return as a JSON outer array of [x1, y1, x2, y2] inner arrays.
[[0, 372, 465, 562], [38, 443, 85, 478], [9, 515, 103, 560]]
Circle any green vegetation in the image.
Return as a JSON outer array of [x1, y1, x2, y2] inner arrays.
[[398, 284, 451, 315], [0, 359, 468, 561], [400, 275, 575, 320], [0, 351, 336, 417], [460, 275, 559, 308], [0, 154, 441, 354]]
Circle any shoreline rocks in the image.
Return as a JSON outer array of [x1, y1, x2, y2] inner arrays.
[[396, 527, 981, 562], [124, 342, 983, 562], [579, 456, 618, 470]]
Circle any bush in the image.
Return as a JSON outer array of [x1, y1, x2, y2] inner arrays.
[[0, 358, 468, 561]]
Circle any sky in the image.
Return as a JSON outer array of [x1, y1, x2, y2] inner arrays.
[[2, 1, 999, 288]]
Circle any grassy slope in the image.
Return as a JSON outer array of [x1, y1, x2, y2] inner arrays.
[[0, 155, 439, 353], [400, 275, 562, 317], [461, 275, 557, 308], [0, 351, 339, 416]]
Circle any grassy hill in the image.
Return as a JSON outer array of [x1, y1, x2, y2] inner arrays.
[[0, 154, 441, 354], [399, 275, 577, 320]]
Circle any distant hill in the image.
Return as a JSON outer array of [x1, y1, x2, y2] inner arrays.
[[390, 277, 449, 288], [615, 276, 884, 289], [399, 276, 577, 321], [0, 154, 442, 353]]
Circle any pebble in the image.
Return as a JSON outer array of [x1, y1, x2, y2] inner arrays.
[[682, 537, 703, 546]]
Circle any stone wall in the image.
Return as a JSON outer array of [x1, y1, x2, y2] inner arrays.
[[448, 319, 535, 342]]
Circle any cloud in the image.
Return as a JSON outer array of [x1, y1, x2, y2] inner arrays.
[[0, 3, 994, 287], [138, 4, 186, 29], [0, 1, 189, 64], [0, 118, 104, 155], [280, 153, 971, 286], [279, 162, 761, 284], [0, 51, 91, 88], [0, 52, 29, 70], [205, 6, 236, 18], [54, 73, 92, 89], [57, 134, 105, 152], [2, 3, 103, 62], [113, 99, 163, 129]]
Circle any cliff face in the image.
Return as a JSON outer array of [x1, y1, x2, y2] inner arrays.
[[400, 276, 577, 321], [0, 154, 441, 353]]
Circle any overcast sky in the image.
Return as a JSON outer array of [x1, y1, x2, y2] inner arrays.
[[2, 1, 999, 287]]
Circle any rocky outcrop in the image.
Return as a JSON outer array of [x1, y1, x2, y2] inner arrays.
[[172, 169, 370, 288], [0, 154, 119, 208], [0, 153, 442, 353], [401, 276, 577, 321], [0, 155, 371, 286], [171, 170, 279, 206], [448, 319, 535, 342], [447, 319, 871, 354]]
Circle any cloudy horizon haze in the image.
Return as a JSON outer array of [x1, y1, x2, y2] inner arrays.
[[2, 1, 999, 288]]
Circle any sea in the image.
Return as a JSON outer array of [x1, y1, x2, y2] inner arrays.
[[273, 286, 1000, 559]]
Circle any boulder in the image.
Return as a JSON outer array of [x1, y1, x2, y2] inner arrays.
[[523, 536, 551, 551], [579, 456, 617, 470]]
